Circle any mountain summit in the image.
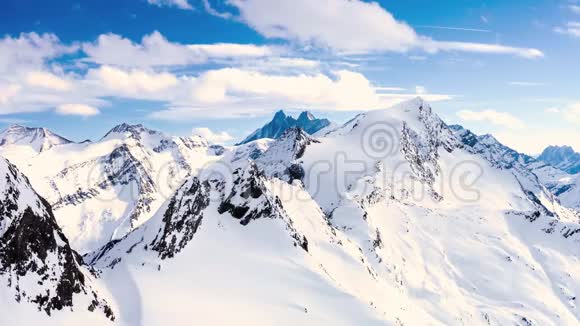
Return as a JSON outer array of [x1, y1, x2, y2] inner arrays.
[[538, 145, 580, 174], [0, 125, 73, 152], [237, 110, 330, 144]]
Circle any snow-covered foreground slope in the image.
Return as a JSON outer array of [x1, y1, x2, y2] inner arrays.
[[0, 157, 114, 325], [77, 98, 580, 325], [87, 168, 390, 325], [0, 123, 224, 253]]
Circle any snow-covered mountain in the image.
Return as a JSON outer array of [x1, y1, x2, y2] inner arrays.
[[0, 123, 224, 254], [538, 145, 580, 175], [238, 110, 331, 144], [2, 98, 580, 325], [81, 98, 579, 325], [0, 157, 114, 325], [0, 125, 73, 155]]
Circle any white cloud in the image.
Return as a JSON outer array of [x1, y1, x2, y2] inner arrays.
[[228, 0, 418, 53], [83, 32, 203, 67], [545, 107, 560, 113], [223, 0, 543, 58], [147, 0, 193, 10], [87, 66, 179, 95], [150, 68, 452, 120], [55, 104, 100, 116], [554, 22, 580, 37], [415, 25, 491, 33], [202, 0, 233, 18], [457, 109, 526, 129], [0, 84, 21, 104], [191, 68, 384, 108], [421, 41, 543, 58], [0, 32, 76, 74], [188, 43, 274, 58], [26, 71, 72, 91], [508, 81, 545, 86], [83, 32, 278, 68], [192, 127, 234, 143], [496, 128, 580, 154]]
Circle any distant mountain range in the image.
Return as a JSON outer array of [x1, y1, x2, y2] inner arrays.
[[538, 145, 580, 174], [237, 110, 331, 144]]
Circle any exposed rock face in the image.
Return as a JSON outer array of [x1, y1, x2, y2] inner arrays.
[[256, 127, 319, 181], [0, 157, 113, 320], [151, 178, 211, 259], [238, 110, 330, 144]]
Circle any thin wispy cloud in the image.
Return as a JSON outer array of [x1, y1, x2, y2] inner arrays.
[[415, 25, 491, 33], [569, 4, 580, 14], [554, 21, 580, 37], [147, 0, 193, 10], [508, 81, 546, 86], [201, 0, 542, 58]]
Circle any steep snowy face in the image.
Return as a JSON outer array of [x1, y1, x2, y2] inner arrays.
[[0, 125, 73, 153], [0, 157, 113, 322], [291, 98, 580, 324], [298, 98, 460, 211], [238, 110, 331, 144], [538, 145, 580, 174], [1, 123, 224, 254]]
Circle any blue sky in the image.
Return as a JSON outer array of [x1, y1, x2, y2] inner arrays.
[[0, 0, 579, 153]]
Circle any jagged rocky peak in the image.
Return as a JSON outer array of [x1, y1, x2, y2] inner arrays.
[[276, 126, 319, 159], [255, 127, 319, 181], [0, 157, 113, 320], [297, 111, 315, 123], [238, 109, 331, 144], [538, 145, 580, 174], [151, 177, 211, 260], [0, 124, 73, 152]]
